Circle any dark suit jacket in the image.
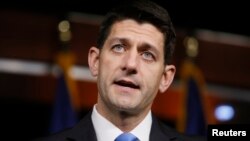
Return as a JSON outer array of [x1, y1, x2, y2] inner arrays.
[[34, 110, 206, 141]]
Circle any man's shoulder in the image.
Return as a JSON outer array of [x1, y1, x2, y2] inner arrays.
[[32, 111, 95, 141], [152, 117, 206, 141], [32, 128, 73, 141]]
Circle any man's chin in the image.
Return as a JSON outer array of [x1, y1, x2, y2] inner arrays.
[[115, 104, 139, 115]]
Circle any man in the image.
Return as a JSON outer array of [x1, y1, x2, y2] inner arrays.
[[35, 0, 206, 140]]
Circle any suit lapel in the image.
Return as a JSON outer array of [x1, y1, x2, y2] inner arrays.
[[65, 111, 97, 141], [149, 115, 178, 141]]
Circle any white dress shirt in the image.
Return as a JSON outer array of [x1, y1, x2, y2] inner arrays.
[[91, 105, 152, 141]]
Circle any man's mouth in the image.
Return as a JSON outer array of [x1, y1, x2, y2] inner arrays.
[[114, 80, 140, 89]]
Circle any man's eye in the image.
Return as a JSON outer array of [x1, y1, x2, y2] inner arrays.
[[142, 51, 155, 61], [112, 45, 125, 53]]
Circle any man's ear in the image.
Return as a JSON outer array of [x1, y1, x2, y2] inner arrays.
[[159, 65, 176, 93], [88, 46, 100, 77]]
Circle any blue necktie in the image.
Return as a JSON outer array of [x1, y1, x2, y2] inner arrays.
[[115, 133, 139, 141]]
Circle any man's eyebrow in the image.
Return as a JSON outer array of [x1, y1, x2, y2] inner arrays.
[[108, 37, 161, 55], [108, 37, 129, 44], [139, 43, 160, 55]]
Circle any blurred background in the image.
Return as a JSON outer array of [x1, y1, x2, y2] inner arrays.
[[1, 0, 250, 140]]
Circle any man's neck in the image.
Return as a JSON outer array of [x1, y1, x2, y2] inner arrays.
[[96, 102, 151, 132]]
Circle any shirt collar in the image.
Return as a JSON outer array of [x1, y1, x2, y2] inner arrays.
[[91, 105, 122, 141], [130, 110, 152, 141], [91, 105, 152, 141]]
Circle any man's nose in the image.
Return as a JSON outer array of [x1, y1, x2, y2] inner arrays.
[[122, 50, 138, 74]]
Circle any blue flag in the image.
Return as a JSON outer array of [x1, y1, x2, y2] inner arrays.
[[185, 77, 206, 135], [49, 74, 78, 134], [177, 59, 207, 136]]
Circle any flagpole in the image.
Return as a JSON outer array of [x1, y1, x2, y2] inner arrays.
[[49, 16, 80, 134], [177, 36, 207, 135]]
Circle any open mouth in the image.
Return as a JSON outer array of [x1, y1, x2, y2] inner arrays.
[[114, 80, 140, 89]]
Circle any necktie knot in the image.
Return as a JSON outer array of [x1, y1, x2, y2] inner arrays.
[[115, 133, 139, 141]]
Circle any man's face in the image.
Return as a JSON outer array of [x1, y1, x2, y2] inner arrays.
[[89, 19, 175, 114]]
